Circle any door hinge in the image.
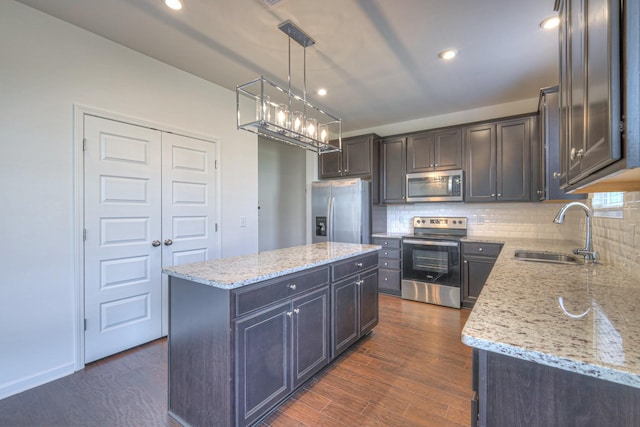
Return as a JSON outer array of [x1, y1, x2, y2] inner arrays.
[[619, 121, 625, 133], [215, 223, 218, 232], [83, 138, 87, 151], [84, 319, 87, 331], [83, 229, 87, 241], [215, 160, 218, 169]]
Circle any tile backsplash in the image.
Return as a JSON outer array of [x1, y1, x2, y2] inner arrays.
[[387, 191, 640, 280]]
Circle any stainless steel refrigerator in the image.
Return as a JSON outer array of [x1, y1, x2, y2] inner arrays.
[[312, 178, 371, 244]]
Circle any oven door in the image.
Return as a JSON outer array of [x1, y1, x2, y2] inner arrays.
[[402, 239, 461, 287]]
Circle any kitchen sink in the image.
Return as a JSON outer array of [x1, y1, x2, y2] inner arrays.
[[514, 250, 581, 265]]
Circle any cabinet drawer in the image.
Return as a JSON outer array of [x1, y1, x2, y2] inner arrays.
[[379, 249, 401, 259], [462, 242, 502, 257], [378, 269, 401, 294], [372, 237, 401, 249], [234, 267, 329, 317], [332, 253, 378, 282], [379, 259, 400, 270]]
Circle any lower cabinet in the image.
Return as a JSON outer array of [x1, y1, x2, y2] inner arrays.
[[472, 349, 640, 426], [332, 269, 378, 358], [462, 242, 502, 308], [372, 237, 402, 296], [235, 287, 330, 426], [167, 252, 379, 427]]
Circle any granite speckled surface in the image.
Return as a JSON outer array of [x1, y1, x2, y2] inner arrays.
[[462, 237, 640, 389], [163, 242, 380, 289]]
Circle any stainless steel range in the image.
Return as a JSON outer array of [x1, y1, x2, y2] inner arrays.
[[402, 216, 467, 309]]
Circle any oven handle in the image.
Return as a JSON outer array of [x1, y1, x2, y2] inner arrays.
[[403, 239, 459, 247]]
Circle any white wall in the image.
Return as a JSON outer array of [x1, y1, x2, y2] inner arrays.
[[0, 1, 258, 399], [258, 137, 306, 251]]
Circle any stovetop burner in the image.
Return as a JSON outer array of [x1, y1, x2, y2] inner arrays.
[[408, 216, 468, 240]]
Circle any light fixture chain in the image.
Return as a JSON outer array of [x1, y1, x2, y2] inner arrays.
[[288, 37, 292, 111]]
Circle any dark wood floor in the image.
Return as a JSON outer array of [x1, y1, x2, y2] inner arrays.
[[0, 295, 471, 427]]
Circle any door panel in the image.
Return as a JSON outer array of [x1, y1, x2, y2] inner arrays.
[[84, 115, 162, 363], [161, 132, 217, 335]]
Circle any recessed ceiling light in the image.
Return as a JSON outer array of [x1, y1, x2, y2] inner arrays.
[[165, 0, 183, 10], [439, 49, 457, 60], [317, 88, 327, 96], [540, 16, 560, 30]]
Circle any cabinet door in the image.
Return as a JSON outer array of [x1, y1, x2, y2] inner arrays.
[[343, 136, 372, 177], [434, 128, 463, 170], [318, 150, 342, 179], [465, 124, 496, 202], [235, 302, 291, 427], [406, 132, 435, 173], [292, 287, 330, 388], [331, 278, 359, 358], [462, 255, 497, 308], [497, 118, 531, 201], [359, 270, 378, 336], [381, 137, 406, 203]]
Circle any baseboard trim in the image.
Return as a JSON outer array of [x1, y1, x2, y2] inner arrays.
[[0, 362, 75, 400]]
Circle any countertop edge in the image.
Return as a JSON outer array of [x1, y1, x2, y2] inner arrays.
[[163, 245, 381, 290]]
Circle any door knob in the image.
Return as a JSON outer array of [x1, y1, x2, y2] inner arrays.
[[152, 240, 161, 247], [164, 239, 173, 246]]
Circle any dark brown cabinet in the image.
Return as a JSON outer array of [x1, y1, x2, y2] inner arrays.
[[461, 242, 502, 308], [318, 134, 379, 179], [407, 128, 463, 173], [235, 285, 330, 427], [372, 237, 401, 296], [556, 0, 640, 192], [331, 253, 378, 358], [472, 349, 640, 426], [465, 116, 535, 202], [536, 86, 586, 201], [381, 137, 406, 204]]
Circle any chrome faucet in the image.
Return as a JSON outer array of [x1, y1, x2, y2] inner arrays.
[[553, 202, 598, 263]]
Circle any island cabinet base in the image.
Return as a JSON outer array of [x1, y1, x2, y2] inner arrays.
[[472, 349, 640, 427], [168, 251, 378, 427]]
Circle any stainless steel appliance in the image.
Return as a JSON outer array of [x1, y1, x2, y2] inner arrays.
[[402, 216, 467, 308], [405, 170, 464, 202], [312, 178, 371, 244]]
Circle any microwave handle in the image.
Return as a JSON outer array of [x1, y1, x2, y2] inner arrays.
[[403, 239, 459, 247]]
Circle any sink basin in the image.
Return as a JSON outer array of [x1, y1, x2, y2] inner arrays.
[[514, 250, 580, 265]]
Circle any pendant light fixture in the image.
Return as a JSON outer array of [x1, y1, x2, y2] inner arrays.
[[236, 20, 342, 154]]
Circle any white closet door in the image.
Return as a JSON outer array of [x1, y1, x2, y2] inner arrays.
[[160, 132, 218, 334], [84, 115, 162, 363]]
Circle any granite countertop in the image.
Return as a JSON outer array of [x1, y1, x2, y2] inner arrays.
[[462, 237, 640, 389], [163, 242, 380, 290]]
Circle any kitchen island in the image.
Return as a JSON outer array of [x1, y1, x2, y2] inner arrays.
[[163, 242, 380, 427], [462, 238, 640, 426]]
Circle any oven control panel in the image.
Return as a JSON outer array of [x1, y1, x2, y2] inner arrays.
[[412, 216, 467, 230]]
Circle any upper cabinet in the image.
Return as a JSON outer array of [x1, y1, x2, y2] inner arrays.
[[536, 86, 586, 201], [465, 116, 536, 203], [556, 0, 640, 192], [380, 137, 407, 204], [406, 128, 463, 173], [318, 134, 379, 179]]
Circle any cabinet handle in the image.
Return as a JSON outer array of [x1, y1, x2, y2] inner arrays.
[[384, 242, 389, 245], [497, 193, 502, 197], [491, 194, 496, 197], [355, 262, 363, 268], [553, 172, 562, 179], [434, 164, 438, 167], [356, 280, 364, 286], [464, 260, 468, 264], [286, 311, 293, 317], [384, 262, 388, 266], [287, 283, 297, 290], [384, 278, 388, 281], [384, 252, 389, 256], [294, 308, 300, 315], [478, 248, 483, 252]]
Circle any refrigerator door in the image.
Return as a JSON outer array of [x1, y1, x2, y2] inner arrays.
[[331, 179, 367, 244], [311, 181, 332, 243]]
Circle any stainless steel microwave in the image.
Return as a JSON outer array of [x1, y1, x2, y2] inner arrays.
[[405, 170, 464, 202]]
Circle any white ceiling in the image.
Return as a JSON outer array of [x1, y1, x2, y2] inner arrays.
[[15, 0, 559, 133]]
